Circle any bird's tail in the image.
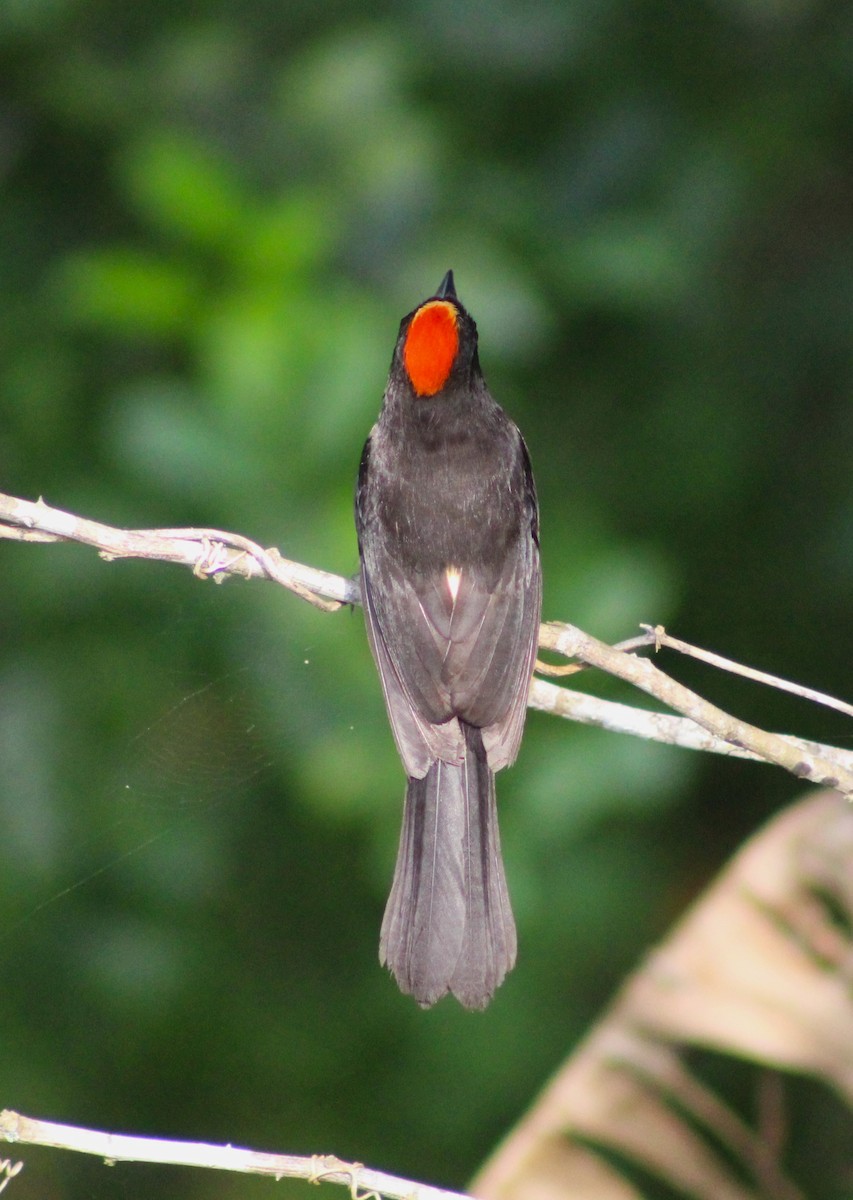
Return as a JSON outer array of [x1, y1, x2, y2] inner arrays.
[[379, 724, 516, 1009]]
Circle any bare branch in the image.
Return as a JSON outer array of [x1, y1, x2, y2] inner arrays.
[[536, 629, 658, 677], [528, 679, 853, 776], [3, 489, 852, 797], [0, 1110, 467, 1200], [0, 491, 357, 612], [539, 622, 853, 797], [644, 624, 853, 722]]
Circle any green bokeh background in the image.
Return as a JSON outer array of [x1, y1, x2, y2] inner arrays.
[[2, 3, 852, 1197]]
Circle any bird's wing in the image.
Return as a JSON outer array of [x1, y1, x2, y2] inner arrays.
[[361, 533, 540, 773], [361, 562, 465, 779]]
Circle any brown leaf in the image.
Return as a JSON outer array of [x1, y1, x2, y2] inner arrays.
[[473, 792, 853, 1200]]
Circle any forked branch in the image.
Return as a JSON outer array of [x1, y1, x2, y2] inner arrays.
[[2, 489, 851, 796]]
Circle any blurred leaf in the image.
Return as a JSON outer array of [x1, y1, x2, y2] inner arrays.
[[0, 0, 75, 36], [55, 248, 199, 335], [474, 792, 853, 1200], [105, 376, 260, 498], [237, 189, 340, 277], [563, 218, 691, 311], [120, 132, 247, 248]]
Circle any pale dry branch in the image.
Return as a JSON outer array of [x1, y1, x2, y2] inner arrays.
[[528, 679, 853, 775], [0, 491, 356, 612], [539, 622, 853, 797], [535, 630, 658, 677], [0, 1110, 467, 1200], [2, 490, 852, 797], [644, 624, 853, 721]]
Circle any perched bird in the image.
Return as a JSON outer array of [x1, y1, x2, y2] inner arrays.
[[356, 271, 541, 1009]]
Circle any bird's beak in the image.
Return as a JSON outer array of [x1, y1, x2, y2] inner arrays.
[[435, 270, 457, 301]]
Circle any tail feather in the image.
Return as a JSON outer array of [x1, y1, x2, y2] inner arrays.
[[380, 725, 516, 1009]]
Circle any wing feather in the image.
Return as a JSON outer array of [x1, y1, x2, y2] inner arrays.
[[360, 563, 464, 778], [361, 529, 539, 772]]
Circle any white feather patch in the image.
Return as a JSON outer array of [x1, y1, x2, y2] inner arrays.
[[445, 566, 462, 604]]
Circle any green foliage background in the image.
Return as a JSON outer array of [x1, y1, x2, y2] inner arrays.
[[2, 3, 852, 1197]]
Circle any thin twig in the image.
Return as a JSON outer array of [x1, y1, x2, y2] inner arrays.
[[0, 1110, 467, 1200], [536, 630, 657, 677], [643, 624, 853, 721], [539, 622, 853, 797]]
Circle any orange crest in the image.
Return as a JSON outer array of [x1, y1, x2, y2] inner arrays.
[[403, 301, 459, 396]]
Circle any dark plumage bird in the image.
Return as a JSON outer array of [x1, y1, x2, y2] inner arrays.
[[355, 271, 541, 1009]]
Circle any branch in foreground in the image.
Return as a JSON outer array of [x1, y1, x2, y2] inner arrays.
[[3, 490, 852, 796], [0, 1110, 467, 1200]]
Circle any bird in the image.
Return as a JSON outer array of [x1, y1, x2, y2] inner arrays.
[[355, 271, 541, 1009]]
